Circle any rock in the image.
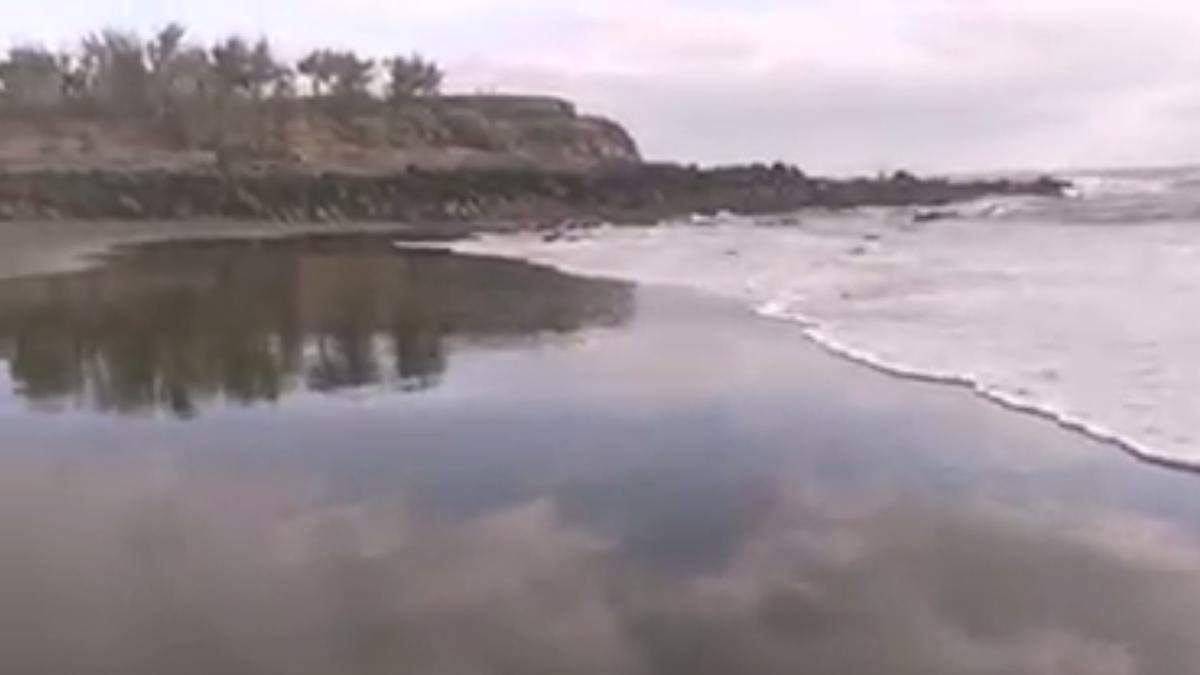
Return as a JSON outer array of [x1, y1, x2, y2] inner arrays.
[[0, 165, 1070, 224]]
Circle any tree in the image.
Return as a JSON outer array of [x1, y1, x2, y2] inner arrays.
[[0, 46, 64, 109], [208, 35, 295, 154], [0, 23, 457, 156], [147, 22, 186, 75], [148, 36, 214, 149], [328, 50, 375, 100], [166, 46, 213, 99], [297, 49, 337, 97], [384, 54, 443, 100], [210, 36, 254, 97], [248, 39, 289, 101], [78, 29, 151, 113], [299, 49, 374, 100], [249, 39, 296, 152], [146, 23, 192, 116]]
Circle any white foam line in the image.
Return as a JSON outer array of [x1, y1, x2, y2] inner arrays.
[[771, 306, 1199, 474], [443, 231, 1200, 475]]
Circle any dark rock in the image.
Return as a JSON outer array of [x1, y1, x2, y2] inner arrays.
[[0, 165, 1070, 225]]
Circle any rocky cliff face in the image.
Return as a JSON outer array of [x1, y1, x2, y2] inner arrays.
[[0, 96, 1069, 224], [281, 95, 641, 171], [0, 95, 641, 172]]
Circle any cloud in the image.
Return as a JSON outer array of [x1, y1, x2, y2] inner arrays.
[[3, 0, 1200, 170], [445, 0, 1200, 171], [5, 454, 1198, 674]]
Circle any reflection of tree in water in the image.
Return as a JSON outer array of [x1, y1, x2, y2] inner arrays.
[[0, 241, 633, 415]]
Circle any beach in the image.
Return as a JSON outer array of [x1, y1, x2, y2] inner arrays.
[[1, 234, 1199, 673], [452, 174, 1200, 469], [0, 220, 446, 279], [3, 4, 1197, 673]]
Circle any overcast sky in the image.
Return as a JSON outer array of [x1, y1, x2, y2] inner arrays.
[[3, 0, 1200, 173]]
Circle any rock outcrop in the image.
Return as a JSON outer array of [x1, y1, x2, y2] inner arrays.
[[0, 163, 1068, 224], [0, 94, 1071, 225]]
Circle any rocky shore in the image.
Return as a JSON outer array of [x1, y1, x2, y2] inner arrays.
[[0, 164, 1068, 225]]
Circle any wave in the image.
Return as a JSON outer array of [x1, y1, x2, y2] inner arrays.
[[449, 214, 1200, 469], [1065, 175, 1175, 199]]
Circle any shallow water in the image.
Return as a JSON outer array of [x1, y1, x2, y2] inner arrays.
[[2, 237, 1200, 674], [453, 174, 1200, 467]]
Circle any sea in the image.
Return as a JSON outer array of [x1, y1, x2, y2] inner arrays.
[[453, 166, 1200, 467], [3, 200, 1200, 672]]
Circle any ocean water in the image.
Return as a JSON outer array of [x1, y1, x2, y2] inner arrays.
[[452, 167, 1200, 466]]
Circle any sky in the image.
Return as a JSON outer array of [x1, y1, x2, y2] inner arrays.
[[3, 0, 1200, 173]]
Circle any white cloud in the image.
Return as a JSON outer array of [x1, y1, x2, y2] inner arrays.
[[4, 0, 1200, 171]]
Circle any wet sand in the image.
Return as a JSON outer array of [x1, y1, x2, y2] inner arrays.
[[2, 237, 1200, 674], [0, 220, 457, 280]]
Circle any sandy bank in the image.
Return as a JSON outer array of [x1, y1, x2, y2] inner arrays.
[[0, 220, 455, 279]]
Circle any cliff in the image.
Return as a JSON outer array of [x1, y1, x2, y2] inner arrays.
[[0, 95, 641, 172], [0, 94, 1069, 224]]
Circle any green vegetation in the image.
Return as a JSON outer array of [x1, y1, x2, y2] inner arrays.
[[0, 23, 446, 157], [0, 24, 640, 171]]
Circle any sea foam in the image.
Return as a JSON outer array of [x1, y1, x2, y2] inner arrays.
[[451, 208, 1200, 467]]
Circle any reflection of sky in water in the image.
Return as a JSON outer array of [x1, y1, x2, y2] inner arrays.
[[1, 241, 1200, 673]]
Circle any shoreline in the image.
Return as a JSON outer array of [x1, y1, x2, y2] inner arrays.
[[0, 220, 465, 280], [786, 312, 1200, 478], [443, 234, 1200, 478], [3, 217, 1200, 675], [2, 219, 1185, 479]]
